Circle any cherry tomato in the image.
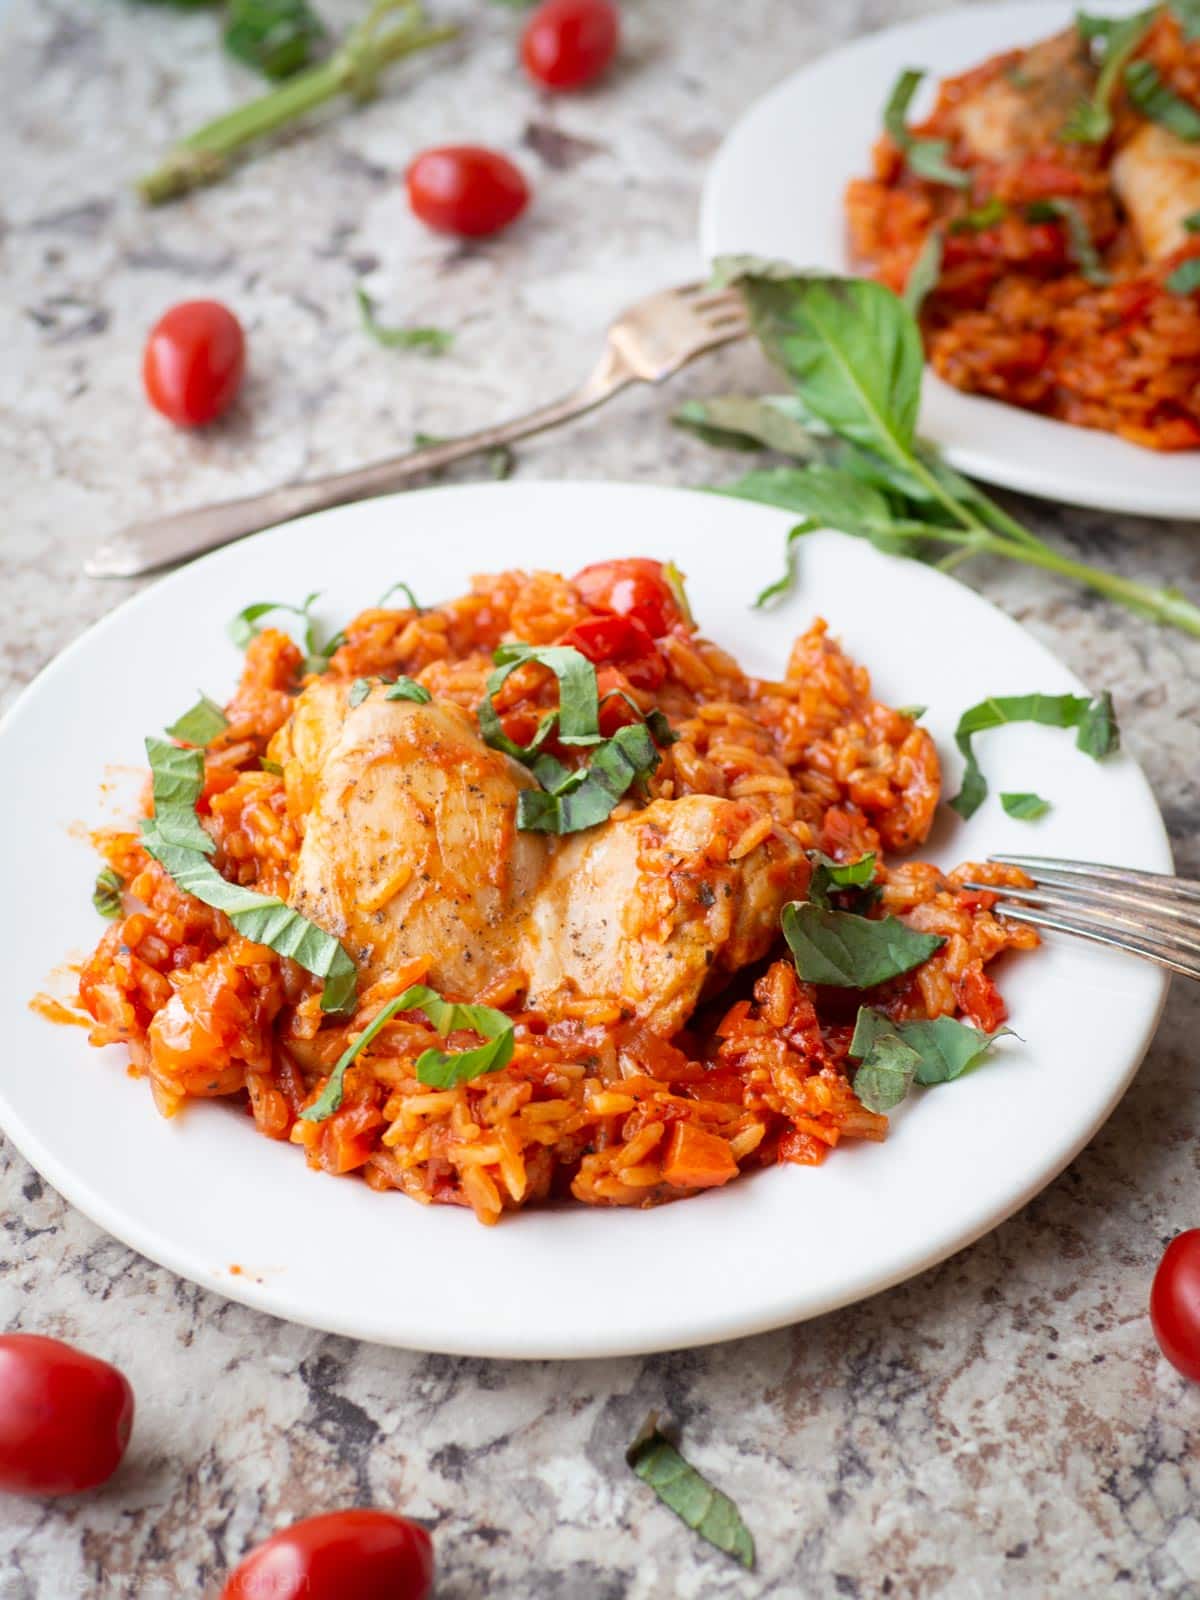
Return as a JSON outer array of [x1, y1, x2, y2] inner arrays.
[[1151, 1230, 1200, 1381], [405, 146, 530, 238], [0, 1333, 134, 1496], [572, 558, 682, 639], [142, 300, 246, 428], [562, 613, 665, 690], [521, 0, 620, 91], [222, 1510, 434, 1600]]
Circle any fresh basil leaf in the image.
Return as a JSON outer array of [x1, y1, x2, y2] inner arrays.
[[719, 464, 905, 541], [1125, 59, 1200, 140], [356, 287, 453, 355], [753, 521, 820, 608], [301, 983, 514, 1121], [92, 866, 124, 920], [598, 690, 678, 748], [165, 693, 229, 748], [348, 678, 372, 708], [949, 692, 1120, 818], [781, 902, 944, 988], [807, 850, 879, 911], [378, 580, 422, 611], [896, 704, 927, 720], [477, 696, 561, 762], [140, 736, 355, 1012], [260, 757, 284, 776], [903, 1015, 1014, 1084], [384, 676, 432, 704], [882, 68, 970, 189], [1024, 199, 1110, 284], [1185, 210, 1200, 233], [672, 394, 828, 458], [1167, 257, 1200, 295], [223, 0, 325, 79], [721, 267, 926, 467], [1062, 9, 1157, 142], [848, 1007, 920, 1112], [627, 1416, 755, 1570], [949, 199, 1007, 234], [483, 643, 602, 748], [229, 592, 319, 650], [1000, 791, 1051, 820], [903, 229, 944, 315], [516, 721, 661, 835]]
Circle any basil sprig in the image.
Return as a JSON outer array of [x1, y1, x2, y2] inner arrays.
[[93, 867, 124, 920], [165, 693, 230, 748], [140, 738, 357, 1012], [1024, 199, 1110, 284], [782, 901, 944, 988], [229, 592, 346, 674], [1062, 9, 1157, 143], [950, 692, 1119, 819], [849, 1006, 1013, 1114], [223, 0, 325, 80], [301, 984, 515, 1122], [807, 850, 879, 912], [356, 287, 453, 356], [627, 1414, 755, 1570], [699, 261, 1200, 641], [1001, 791, 1050, 820], [1125, 59, 1200, 141], [882, 69, 970, 189]]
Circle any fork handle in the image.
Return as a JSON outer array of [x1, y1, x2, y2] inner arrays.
[[86, 366, 628, 578]]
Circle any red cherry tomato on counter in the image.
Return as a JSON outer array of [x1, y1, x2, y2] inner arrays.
[[562, 613, 665, 690], [521, 0, 620, 91], [572, 558, 683, 639], [142, 300, 246, 428], [406, 146, 530, 238], [1151, 1230, 1200, 1381], [222, 1509, 434, 1600], [0, 1333, 134, 1496]]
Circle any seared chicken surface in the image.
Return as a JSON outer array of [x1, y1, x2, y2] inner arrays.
[[272, 683, 809, 1034], [1112, 121, 1200, 262], [954, 28, 1097, 162]]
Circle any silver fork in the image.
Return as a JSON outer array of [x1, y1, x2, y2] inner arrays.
[[963, 855, 1198, 981], [85, 282, 750, 579]]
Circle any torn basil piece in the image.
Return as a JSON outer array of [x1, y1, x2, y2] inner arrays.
[[782, 902, 944, 988], [165, 693, 229, 748], [627, 1414, 755, 1569]]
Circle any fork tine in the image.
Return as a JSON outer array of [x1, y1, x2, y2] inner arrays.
[[988, 902, 1200, 981], [990, 854, 1200, 902], [962, 876, 1200, 935]]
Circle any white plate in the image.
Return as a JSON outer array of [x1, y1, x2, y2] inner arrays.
[[701, 1, 1200, 520], [0, 482, 1171, 1358]]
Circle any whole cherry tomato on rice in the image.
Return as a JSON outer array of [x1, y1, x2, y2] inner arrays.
[[405, 146, 530, 237], [562, 613, 665, 690], [571, 558, 682, 639], [521, 0, 620, 91], [1151, 1230, 1200, 1382], [221, 1509, 434, 1600], [0, 1333, 134, 1496], [142, 300, 246, 428]]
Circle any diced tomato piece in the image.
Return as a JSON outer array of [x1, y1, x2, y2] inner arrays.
[[661, 1123, 738, 1189]]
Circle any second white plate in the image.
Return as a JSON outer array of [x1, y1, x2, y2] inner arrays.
[[700, 1, 1200, 519]]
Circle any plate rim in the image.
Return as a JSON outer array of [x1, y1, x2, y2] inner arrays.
[[0, 478, 1173, 1357]]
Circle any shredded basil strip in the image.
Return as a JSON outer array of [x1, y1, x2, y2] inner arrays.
[[517, 722, 661, 834], [228, 591, 343, 674], [483, 643, 604, 747], [1023, 199, 1110, 284], [92, 867, 124, 920], [903, 229, 944, 314], [356, 287, 453, 355], [1062, 9, 1157, 142], [378, 580, 423, 611], [782, 901, 944, 988], [627, 1415, 755, 1570], [896, 704, 927, 721], [165, 693, 229, 747], [260, 757, 284, 776], [806, 850, 880, 912], [1167, 257, 1200, 295], [950, 691, 1119, 819], [1126, 59, 1200, 140], [140, 738, 356, 1012], [348, 678, 372, 708], [384, 677, 432, 703], [1001, 791, 1051, 820], [883, 68, 970, 188], [850, 1007, 1013, 1114], [949, 198, 1007, 234], [301, 984, 514, 1121]]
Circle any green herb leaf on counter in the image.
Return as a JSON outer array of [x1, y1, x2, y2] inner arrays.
[[673, 394, 827, 458], [701, 261, 1200, 640], [384, 676, 432, 703], [627, 1414, 755, 1569], [806, 850, 879, 912], [1125, 59, 1200, 140], [1001, 791, 1051, 820], [1024, 199, 1110, 284], [883, 69, 970, 189], [951, 691, 1120, 818], [224, 0, 326, 80], [356, 287, 453, 355], [1167, 257, 1200, 295], [1062, 8, 1157, 142], [92, 867, 125, 921], [301, 983, 515, 1120], [781, 901, 945, 988], [849, 1007, 1013, 1112], [903, 229, 944, 315], [140, 736, 356, 1012], [165, 693, 230, 748]]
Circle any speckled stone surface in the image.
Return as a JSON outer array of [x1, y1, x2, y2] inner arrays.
[[3, 0, 1200, 1594]]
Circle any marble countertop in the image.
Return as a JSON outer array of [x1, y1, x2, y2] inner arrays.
[[4, 0, 1200, 1593]]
